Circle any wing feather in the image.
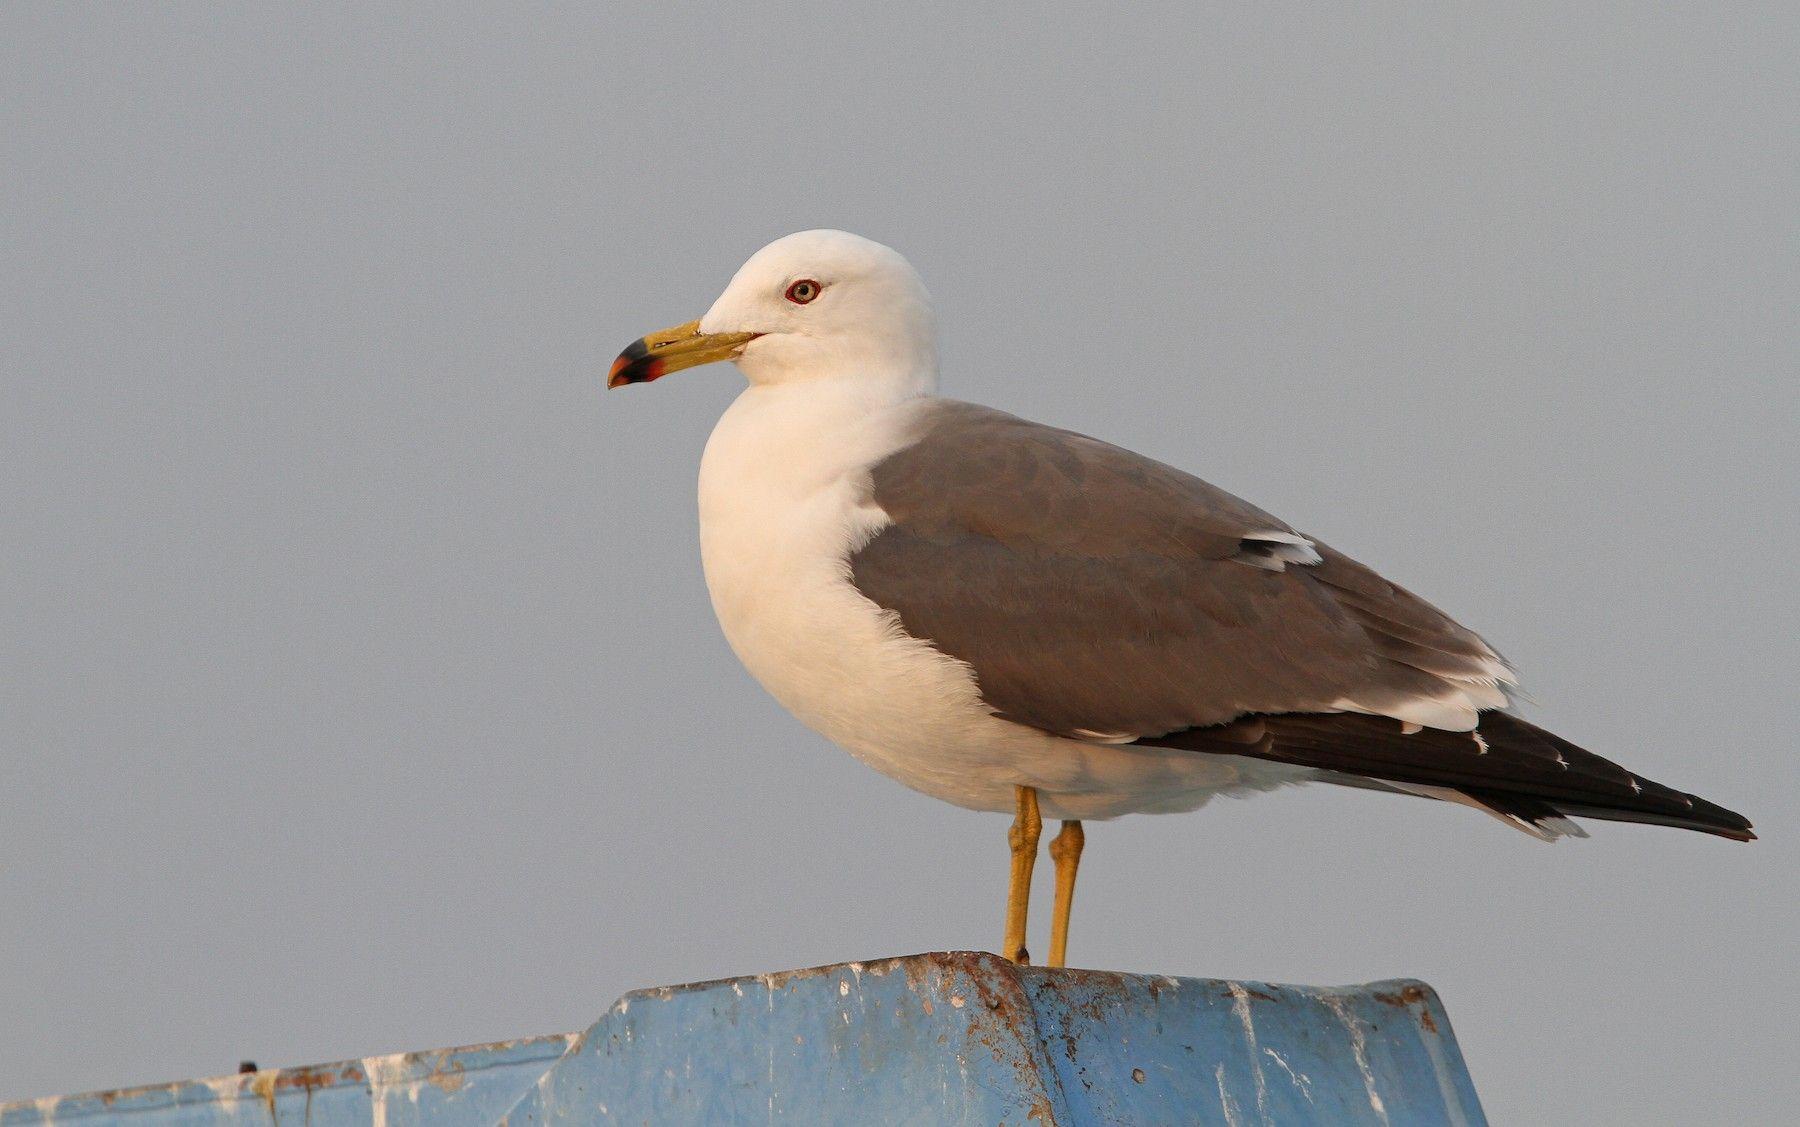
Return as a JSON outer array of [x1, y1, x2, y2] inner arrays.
[[848, 400, 1752, 841], [851, 401, 1509, 736]]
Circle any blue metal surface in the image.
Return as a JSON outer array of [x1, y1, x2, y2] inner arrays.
[[4, 952, 1485, 1125], [0, 1037, 574, 1127]]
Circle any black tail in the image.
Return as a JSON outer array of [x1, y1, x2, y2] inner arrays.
[[1143, 710, 1754, 842]]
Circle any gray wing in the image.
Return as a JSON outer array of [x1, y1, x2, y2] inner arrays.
[[851, 400, 1512, 738], [849, 401, 1753, 841]]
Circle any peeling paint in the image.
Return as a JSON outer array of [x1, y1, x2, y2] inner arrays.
[[3, 957, 1483, 1127], [3, 1037, 574, 1127], [247, 1070, 277, 1122], [361, 1051, 413, 1127], [1214, 1062, 1246, 1127], [1227, 982, 1272, 1124], [1261, 1047, 1313, 1104], [1323, 993, 1391, 1127]]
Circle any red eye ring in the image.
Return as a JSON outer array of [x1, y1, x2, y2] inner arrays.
[[785, 279, 822, 304]]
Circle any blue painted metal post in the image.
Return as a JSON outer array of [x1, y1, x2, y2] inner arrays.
[[3, 952, 1485, 1125]]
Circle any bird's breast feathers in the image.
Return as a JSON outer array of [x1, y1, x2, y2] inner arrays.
[[694, 387, 1306, 817]]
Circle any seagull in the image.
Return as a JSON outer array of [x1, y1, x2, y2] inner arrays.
[[608, 229, 1753, 967]]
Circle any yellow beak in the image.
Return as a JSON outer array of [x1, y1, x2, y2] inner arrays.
[[607, 320, 760, 388]]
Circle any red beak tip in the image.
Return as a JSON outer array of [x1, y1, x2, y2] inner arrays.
[[608, 355, 664, 388]]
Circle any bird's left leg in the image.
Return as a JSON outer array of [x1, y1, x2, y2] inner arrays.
[[1047, 819, 1084, 968], [1002, 785, 1041, 963]]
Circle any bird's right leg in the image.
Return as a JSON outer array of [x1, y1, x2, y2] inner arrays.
[[1003, 785, 1041, 963]]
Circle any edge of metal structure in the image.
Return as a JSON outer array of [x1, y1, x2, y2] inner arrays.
[[4, 951, 1486, 1126], [0, 1037, 576, 1127]]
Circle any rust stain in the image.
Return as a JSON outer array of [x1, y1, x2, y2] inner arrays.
[[949, 954, 1058, 1126], [248, 1070, 279, 1121], [271, 1065, 351, 1094], [1372, 985, 1439, 1033], [425, 1055, 468, 1094], [900, 955, 938, 993], [15, 1036, 579, 1124]]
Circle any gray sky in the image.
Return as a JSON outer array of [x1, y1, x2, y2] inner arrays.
[[3, 4, 1794, 1122]]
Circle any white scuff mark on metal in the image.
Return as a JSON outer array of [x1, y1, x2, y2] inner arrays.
[[362, 1051, 420, 1127], [1214, 1063, 1246, 1127], [766, 971, 776, 1117], [839, 980, 850, 996], [1227, 984, 1272, 1124], [1261, 1048, 1313, 1104], [1322, 995, 1390, 1126], [949, 994, 966, 1009], [31, 1096, 63, 1125], [198, 1076, 243, 1105], [732, 982, 744, 997], [192, 1074, 253, 1118]]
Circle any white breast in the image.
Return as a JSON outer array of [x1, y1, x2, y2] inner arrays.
[[696, 380, 1307, 819]]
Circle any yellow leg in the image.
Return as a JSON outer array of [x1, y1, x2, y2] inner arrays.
[[1003, 785, 1042, 963], [1047, 820, 1084, 968]]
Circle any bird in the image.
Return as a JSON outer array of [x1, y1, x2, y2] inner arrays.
[[607, 229, 1753, 968]]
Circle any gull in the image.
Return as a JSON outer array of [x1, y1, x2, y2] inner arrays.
[[607, 230, 1753, 967]]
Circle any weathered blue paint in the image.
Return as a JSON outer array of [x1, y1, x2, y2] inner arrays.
[[3, 952, 1485, 1125], [0, 1037, 575, 1127]]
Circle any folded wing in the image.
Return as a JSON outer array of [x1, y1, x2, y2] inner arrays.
[[849, 401, 1751, 841]]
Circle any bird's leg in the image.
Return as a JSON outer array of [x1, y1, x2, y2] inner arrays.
[[1003, 785, 1042, 963], [1046, 820, 1084, 968]]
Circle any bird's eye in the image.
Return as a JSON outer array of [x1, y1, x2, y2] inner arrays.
[[785, 279, 822, 305]]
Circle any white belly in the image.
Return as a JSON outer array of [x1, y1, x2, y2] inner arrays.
[[697, 382, 1306, 819]]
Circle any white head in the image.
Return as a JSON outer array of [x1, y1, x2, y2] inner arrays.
[[609, 230, 938, 394]]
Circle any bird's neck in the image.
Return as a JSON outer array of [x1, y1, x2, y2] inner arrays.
[[702, 374, 937, 512]]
